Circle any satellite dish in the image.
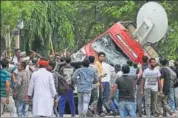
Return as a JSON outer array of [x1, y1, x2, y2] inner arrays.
[[134, 1, 168, 44]]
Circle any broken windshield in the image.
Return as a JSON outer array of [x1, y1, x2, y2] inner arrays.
[[91, 34, 129, 65]]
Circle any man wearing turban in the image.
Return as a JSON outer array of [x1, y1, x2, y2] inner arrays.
[[28, 58, 57, 117]]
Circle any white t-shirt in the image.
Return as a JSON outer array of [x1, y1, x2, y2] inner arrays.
[[102, 62, 114, 82], [143, 68, 161, 92]]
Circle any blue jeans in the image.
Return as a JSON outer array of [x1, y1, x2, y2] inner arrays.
[[113, 99, 120, 114], [102, 82, 117, 113], [175, 87, 178, 109], [118, 101, 136, 117], [114, 99, 130, 117], [113, 99, 119, 109], [169, 88, 176, 112], [78, 92, 91, 116], [15, 100, 29, 117], [58, 89, 75, 117], [113, 90, 119, 112]]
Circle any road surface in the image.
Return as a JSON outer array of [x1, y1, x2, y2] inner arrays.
[[1, 110, 178, 117]]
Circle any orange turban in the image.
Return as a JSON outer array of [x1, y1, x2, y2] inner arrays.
[[38, 59, 49, 66]]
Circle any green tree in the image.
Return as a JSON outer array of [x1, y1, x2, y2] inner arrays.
[[157, 1, 178, 59], [71, 1, 137, 51], [1, 1, 178, 59], [1, 1, 34, 34]]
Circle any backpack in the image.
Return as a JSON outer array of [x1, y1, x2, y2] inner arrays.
[[57, 74, 69, 95], [167, 67, 178, 88]]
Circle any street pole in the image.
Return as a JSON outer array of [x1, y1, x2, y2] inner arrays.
[[14, 19, 23, 50], [4, 25, 11, 57], [5, 25, 11, 57], [7, 31, 11, 57], [14, 29, 20, 49], [49, 34, 55, 55]]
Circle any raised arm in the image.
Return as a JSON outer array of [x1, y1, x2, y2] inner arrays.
[[137, 64, 143, 79], [72, 69, 79, 84]]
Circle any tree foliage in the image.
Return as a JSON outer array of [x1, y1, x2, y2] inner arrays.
[[1, 1, 178, 59], [157, 1, 178, 59], [1, 1, 33, 34]]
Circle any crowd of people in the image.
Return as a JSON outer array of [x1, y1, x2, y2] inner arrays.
[[0, 49, 178, 117]]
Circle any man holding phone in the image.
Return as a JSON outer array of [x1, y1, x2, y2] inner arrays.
[[95, 52, 117, 116]]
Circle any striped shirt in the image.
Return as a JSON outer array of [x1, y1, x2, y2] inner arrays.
[[0, 69, 11, 97]]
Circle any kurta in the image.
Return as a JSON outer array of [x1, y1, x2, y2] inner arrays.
[[28, 68, 57, 117]]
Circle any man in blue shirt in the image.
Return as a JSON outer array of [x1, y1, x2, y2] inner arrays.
[[0, 59, 17, 117], [72, 58, 98, 117]]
